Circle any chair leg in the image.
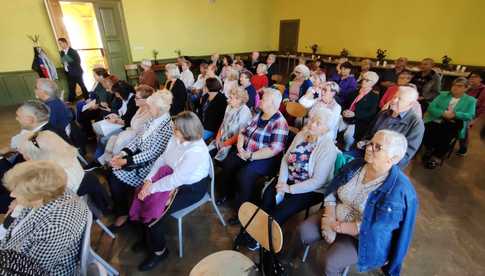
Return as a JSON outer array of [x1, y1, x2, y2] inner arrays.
[[95, 219, 116, 239], [211, 198, 226, 227], [90, 249, 119, 275], [302, 245, 310, 262], [342, 266, 350, 276], [178, 218, 183, 258]]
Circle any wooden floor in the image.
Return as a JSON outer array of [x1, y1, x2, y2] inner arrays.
[[1, 105, 484, 276]]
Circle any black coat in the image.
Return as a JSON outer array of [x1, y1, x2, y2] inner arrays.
[[167, 79, 187, 116], [120, 96, 139, 129], [60, 47, 83, 77], [199, 92, 227, 132]]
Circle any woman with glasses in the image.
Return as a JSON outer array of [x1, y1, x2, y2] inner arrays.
[[283, 64, 313, 102], [299, 130, 418, 276], [307, 81, 342, 140]]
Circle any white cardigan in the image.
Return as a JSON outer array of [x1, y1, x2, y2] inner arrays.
[[278, 131, 339, 194]]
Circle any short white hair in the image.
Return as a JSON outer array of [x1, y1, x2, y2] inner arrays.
[[141, 59, 152, 67], [36, 78, 59, 98], [398, 86, 419, 101], [263, 88, 282, 109], [363, 71, 379, 87], [375, 129, 408, 162], [308, 105, 333, 130], [165, 63, 180, 79], [19, 100, 50, 123], [147, 90, 173, 114], [257, 63, 268, 74], [294, 64, 311, 79]]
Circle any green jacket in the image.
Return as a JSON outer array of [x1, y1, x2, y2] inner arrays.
[[424, 91, 477, 138]]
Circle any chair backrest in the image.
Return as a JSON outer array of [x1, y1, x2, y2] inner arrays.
[[273, 84, 286, 95], [286, 102, 308, 118], [238, 202, 283, 253], [124, 64, 139, 78], [79, 210, 93, 276], [271, 74, 283, 84]]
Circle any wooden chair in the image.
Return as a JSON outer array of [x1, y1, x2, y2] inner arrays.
[[124, 64, 139, 85], [271, 74, 283, 84], [285, 101, 308, 133], [273, 84, 286, 96], [190, 202, 283, 276]]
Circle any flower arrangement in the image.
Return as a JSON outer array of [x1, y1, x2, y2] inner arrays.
[[376, 48, 387, 62], [174, 49, 182, 57], [442, 55, 452, 68], [309, 44, 318, 55], [152, 49, 159, 64], [27, 34, 40, 46], [340, 48, 350, 58]]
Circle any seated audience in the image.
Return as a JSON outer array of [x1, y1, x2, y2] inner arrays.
[[379, 70, 413, 108], [246, 51, 261, 74], [219, 55, 234, 81], [381, 57, 408, 88], [108, 91, 173, 229], [34, 78, 72, 132], [222, 68, 239, 98], [240, 71, 258, 110], [423, 77, 476, 168], [251, 63, 269, 95], [164, 63, 187, 115], [411, 58, 442, 112], [308, 81, 342, 140], [139, 59, 159, 89], [198, 77, 227, 141], [361, 86, 424, 167], [356, 59, 372, 84], [180, 59, 195, 90], [97, 85, 154, 165], [331, 61, 358, 109], [458, 70, 485, 155], [210, 53, 223, 75], [340, 71, 380, 150], [135, 111, 210, 271], [105, 80, 138, 129], [191, 62, 209, 107], [283, 64, 312, 101], [219, 88, 288, 224], [0, 160, 89, 276], [299, 130, 417, 276], [209, 86, 252, 162], [310, 62, 327, 86], [261, 107, 339, 225], [266, 53, 278, 85]]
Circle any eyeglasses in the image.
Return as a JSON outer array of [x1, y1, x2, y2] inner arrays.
[[30, 132, 40, 148], [364, 141, 384, 152]]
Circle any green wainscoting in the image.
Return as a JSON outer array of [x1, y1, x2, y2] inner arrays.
[[0, 69, 68, 106]]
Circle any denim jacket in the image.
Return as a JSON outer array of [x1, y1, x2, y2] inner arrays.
[[322, 159, 418, 276]]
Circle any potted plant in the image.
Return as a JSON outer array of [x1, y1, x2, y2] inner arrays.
[[376, 48, 387, 66], [442, 55, 452, 70], [340, 48, 350, 58], [152, 49, 159, 65], [27, 34, 40, 46], [308, 44, 318, 59], [174, 49, 182, 57]]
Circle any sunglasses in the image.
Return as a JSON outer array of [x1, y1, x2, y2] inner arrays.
[[30, 132, 40, 149]]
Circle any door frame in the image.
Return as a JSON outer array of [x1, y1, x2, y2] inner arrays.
[[279, 19, 300, 53]]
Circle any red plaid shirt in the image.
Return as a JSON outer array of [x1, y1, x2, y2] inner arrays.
[[241, 111, 288, 155]]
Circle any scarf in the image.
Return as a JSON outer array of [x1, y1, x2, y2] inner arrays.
[[349, 86, 372, 112], [220, 105, 245, 141]]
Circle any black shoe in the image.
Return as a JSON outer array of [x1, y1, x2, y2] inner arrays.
[[131, 240, 146, 253], [456, 147, 467, 157], [84, 161, 102, 172], [216, 196, 228, 206], [228, 216, 240, 226], [138, 249, 169, 271]]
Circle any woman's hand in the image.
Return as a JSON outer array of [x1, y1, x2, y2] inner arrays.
[[342, 110, 355, 118], [276, 182, 290, 194], [216, 137, 224, 149], [330, 221, 359, 236], [237, 149, 251, 161], [138, 180, 153, 201], [110, 155, 127, 169]]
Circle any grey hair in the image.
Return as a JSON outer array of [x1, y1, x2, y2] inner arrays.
[[257, 63, 268, 74], [398, 86, 419, 101], [375, 129, 408, 162], [165, 63, 181, 79], [141, 59, 152, 67], [263, 88, 283, 109], [146, 90, 173, 114], [452, 77, 469, 87], [268, 54, 276, 61], [325, 81, 340, 94], [173, 111, 204, 141], [19, 100, 50, 123], [36, 78, 59, 98], [294, 64, 311, 79], [308, 105, 333, 130], [363, 71, 379, 87]]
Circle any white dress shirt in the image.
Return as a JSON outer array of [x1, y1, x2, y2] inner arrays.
[[146, 137, 210, 193], [180, 69, 195, 89]]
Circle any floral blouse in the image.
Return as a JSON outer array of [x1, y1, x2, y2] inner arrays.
[[287, 141, 317, 183]]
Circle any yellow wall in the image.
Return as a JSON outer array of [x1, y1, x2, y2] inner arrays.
[[0, 0, 60, 72], [269, 0, 485, 66], [121, 0, 275, 61]]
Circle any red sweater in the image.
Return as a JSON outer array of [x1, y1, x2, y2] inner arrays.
[[251, 74, 269, 92]]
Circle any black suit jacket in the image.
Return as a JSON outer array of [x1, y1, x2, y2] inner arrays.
[[60, 47, 83, 77], [40, 122, 71, 144]]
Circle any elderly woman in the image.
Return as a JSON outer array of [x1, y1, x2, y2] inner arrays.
[[308, 81, 342, 140], [331, 61, 358, 109], [222, 68, 239, 98], [0, 160, 89, 276], [340, 71, 380, 150], [209, 86, 252, 162], [219, 55, 234, 81], [104, 80, 138, 129], [97, 84, 154, 165], [299, 130, 418, 276], [77, 68, 110, 129], [108, 91, 174, 229], [356, 59, 372, 84], [180, 59, 194, 90], [283, 64, 313, 101], [139, 59, 158, 89], [219, 88, 289, 224], [164, 63, 187, 115], [251, 63, 269, 95], [198, 77, 227, 141], [310, 63, 327, 86], [240, 71, 258, 110], [423, 77, 476, 168], [261, 107, 339, 225], [134, 111, 210, 271]]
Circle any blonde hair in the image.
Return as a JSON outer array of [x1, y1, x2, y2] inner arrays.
[[3, 160, 66, 205], [19, 131, 78, 167], [226, 68, 239, 81], [229, 86, 249, 104], [147, 90, 173, 114], [257, 63, 268, 74]]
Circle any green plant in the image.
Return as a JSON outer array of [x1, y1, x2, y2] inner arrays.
[[309, 44, 318, 55], [27, 34, 40, 46], [340, 48, 350, 58], [442, 55, 452, 67], [174, 49, 182, 57], [376, 48, 387, 62], [152, 49, 159, 64]]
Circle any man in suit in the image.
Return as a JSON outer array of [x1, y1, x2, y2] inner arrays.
[[58, 38, 88, 102]]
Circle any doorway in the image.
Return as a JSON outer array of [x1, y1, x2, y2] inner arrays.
[[44, 0, 131, 89], [279, 19, 300, 53]]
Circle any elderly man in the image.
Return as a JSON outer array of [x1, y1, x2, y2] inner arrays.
[[0, 100, 70, 212], [246, 51, 261, 74], [411, 58, 442, 112], [360, 86, 424, 167], [219, 88, 288, 225], [381, 57, 408, 88], [35, 78, 72, 131], [266, 53, 278, 85]]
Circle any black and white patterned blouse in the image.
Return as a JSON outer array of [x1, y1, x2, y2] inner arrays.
[[113, 113, 173, 187], [0, 192, 89, 276]]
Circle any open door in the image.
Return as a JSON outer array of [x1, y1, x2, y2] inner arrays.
[[93, 1, 131, 80]]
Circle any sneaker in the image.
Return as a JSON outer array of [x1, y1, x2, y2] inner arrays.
[[456, 147, 467, 157]]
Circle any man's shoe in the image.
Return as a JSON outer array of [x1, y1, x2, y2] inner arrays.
[[138, 249, 169, 271], [456, 147, 467, 157]]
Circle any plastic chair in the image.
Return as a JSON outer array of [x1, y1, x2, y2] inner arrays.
[[80, 211, 119, 276], [170, 157, 226, 257], [190, 202, 283, 276]]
